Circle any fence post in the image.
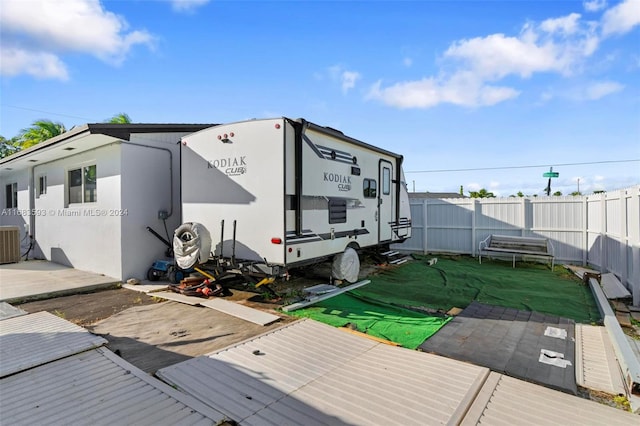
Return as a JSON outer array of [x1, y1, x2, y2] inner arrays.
[[582, 196, 588, 266], [621, 189, 628, 289], [633, 244, 640, 307], [520, 197, 531, 237], [471, 198, 478, 256], [601, 193, 607, 273], [422, 199, 428, 254]]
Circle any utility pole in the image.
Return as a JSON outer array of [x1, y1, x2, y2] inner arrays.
[[577, 178, 580, 194]]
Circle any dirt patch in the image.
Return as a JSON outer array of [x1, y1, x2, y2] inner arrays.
[[17, 287, 161, 327]]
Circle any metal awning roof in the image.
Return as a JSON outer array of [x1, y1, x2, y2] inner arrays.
[[0, 311, 107, 377], [0, 347, 225, 425], [157, 319, 491, 425], [461, 372, 636, 425]]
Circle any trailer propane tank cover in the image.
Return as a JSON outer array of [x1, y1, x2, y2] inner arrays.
[[173, 222, 212, 269]]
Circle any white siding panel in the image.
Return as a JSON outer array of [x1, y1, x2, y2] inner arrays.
[[0, 348, 224, 425], [462, 372, 636, 426], [158, 319, 490, 425], [0, 311, 106, 377]]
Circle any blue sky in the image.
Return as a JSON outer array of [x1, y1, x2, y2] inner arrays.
[[1, 0, 638, 196]]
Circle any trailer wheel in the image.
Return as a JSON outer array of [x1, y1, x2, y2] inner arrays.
[[147, 268, 159, 281], [331, 247, 360, 283]]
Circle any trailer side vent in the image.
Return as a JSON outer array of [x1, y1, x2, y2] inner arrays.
[[328, 199, 347, 224], [0, 226, 21, 264]]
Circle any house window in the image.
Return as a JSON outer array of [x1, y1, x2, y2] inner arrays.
[[5, 183, 17, 208], [382, 167, 391, 195], [68, 165, 97, 204], [363, 179, 377, 198], [37, 175, 47, 198]]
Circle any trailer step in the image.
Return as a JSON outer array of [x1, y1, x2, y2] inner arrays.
[[389, 257, 410, 265]]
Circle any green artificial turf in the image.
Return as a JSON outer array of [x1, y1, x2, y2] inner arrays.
[[288, 292, 451, 349], [353, 255, 601, 324]]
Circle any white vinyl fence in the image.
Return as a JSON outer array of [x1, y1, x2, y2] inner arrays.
[[394, 186, 640, 305]]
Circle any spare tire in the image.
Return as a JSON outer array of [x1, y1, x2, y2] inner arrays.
[[331, 247, 360, 283], [173, 222, 212, 270]]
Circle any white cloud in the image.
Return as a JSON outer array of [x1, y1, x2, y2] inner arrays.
[[367, 73, 520, 109], [341, 71, 361, 93], [466, 182, 482, 192], [170, 0, 210, 13], [583, 80, 624, 99], [583, 0, 608, 12], [0, 47, 69, 80], [540, 13, 582, 35], [602, 0, 640, 36], [0, 0, 154, 79], [369, 12, 603, 109], [328, 65, 361, 93], [403, 57, 413, 67]]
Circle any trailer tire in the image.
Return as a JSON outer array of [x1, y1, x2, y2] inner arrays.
[[168, 267, 184, 284], [147, 268, 159, 281], [332, 247, 360, 283]]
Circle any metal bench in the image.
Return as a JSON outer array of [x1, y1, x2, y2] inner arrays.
[[479, 234, 555, 270]]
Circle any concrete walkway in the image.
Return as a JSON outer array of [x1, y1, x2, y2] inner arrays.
[[0, 260, 120, 303]]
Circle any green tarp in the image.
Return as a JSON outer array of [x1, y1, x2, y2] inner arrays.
[[288, 293, 451, 349]]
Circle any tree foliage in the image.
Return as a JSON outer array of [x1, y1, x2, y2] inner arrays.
[[19, 119, 66, 149], [469, 188, 495, 198], [106, 113, 132, 124], [2, 113, 132, 158], [0, 136, 21, 159]]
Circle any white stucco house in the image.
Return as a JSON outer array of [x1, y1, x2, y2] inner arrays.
[[0, 123, 214, 281]]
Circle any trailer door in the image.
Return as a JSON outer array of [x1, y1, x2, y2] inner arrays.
[[379, 160, 393, 242]]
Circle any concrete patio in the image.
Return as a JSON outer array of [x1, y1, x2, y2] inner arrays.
[[0, 260, 120, 303]]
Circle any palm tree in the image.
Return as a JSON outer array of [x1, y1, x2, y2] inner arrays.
[[106, 113, 131, 124], [19, 119, 67, 149], [469, 188, 495, 198]]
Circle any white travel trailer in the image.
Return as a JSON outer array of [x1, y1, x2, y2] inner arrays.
[[176, 117, 411, 282]]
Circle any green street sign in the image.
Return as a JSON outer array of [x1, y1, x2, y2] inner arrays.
[[543, 172, 559, 178]]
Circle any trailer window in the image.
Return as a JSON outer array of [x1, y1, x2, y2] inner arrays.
[[328, 198, 347, 224], [363, 179, 377, 198], [382, 167, 391, 195]]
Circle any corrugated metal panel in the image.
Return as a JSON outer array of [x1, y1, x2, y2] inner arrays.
[[158, 319, 490, 425], [0, 311, 107, 377], [0, 348, 225, 425], [0, 301, 27, 320], [575, 324, 625, 395], [461, 372, 636, 425]]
